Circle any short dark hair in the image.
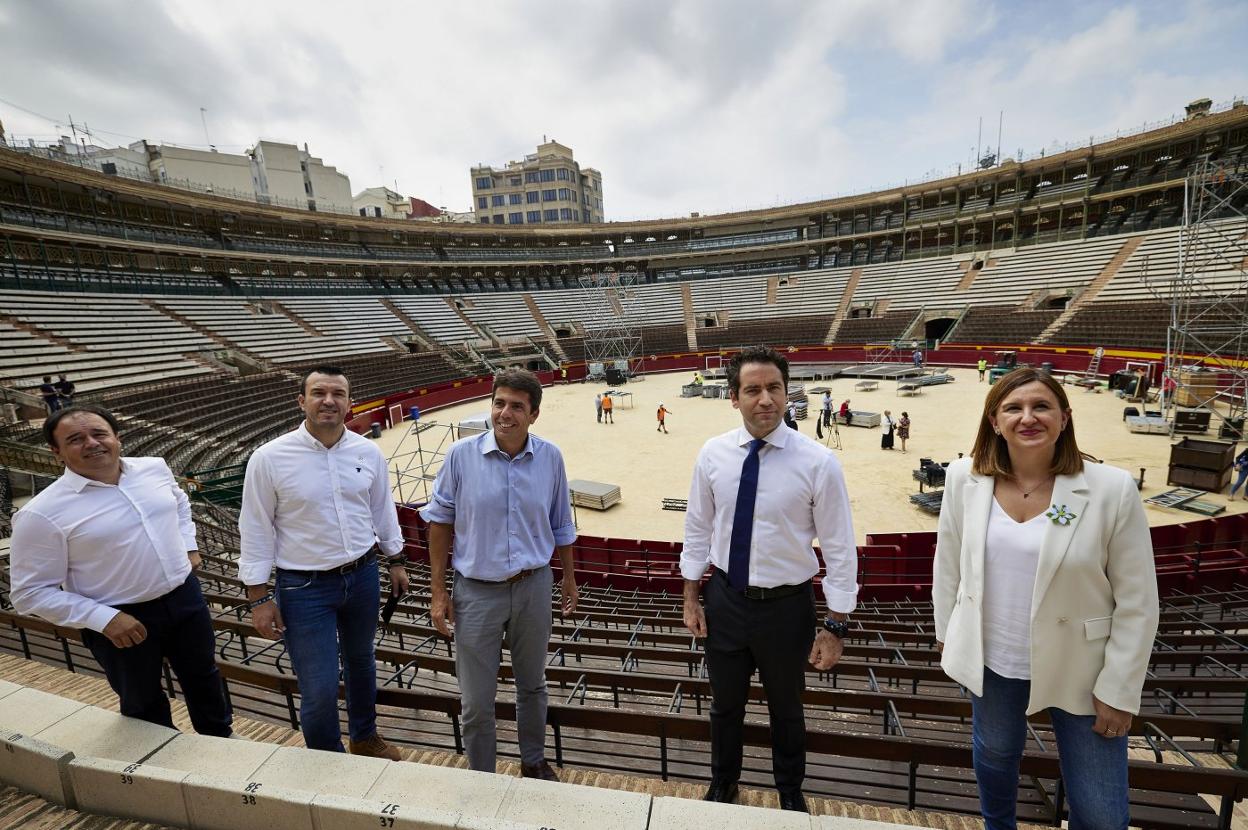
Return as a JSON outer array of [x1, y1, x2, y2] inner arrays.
[[492, 367, 543, 412], [43, 404, 122, 449], [971, 367, 1084, 477], [727, 346, 789, 394], [299, 365, 350, 396]]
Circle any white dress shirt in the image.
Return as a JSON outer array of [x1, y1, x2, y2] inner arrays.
[[982, 499, 1044, 679], [238, 422, 404, 586], [10, 457, 196, 633], [681, 425, 859, 613]]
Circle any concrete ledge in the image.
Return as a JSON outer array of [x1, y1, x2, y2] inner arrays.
[[146, 732, 280, 778], [815, 818, 920, 830], [251, 745, 389, 797], [365, 762, 514, 822], [0, 686, 87, 734], [34, 705, 179, 763], [649, 796, 814, 829], [0, 729, 76, 808], [496, 777, 651, 830], [68, 756, 190, 827], [183, 771, 316, 830], [0, 679, 22, 700], [311, 792, 460, 829]]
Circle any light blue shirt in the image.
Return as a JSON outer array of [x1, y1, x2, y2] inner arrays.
[[419, 430, 577, 581]]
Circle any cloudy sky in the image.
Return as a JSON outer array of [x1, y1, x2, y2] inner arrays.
[[2, 0, 1246, 220]]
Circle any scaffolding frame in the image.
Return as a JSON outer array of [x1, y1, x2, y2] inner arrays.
[[1155, 160, 1248, 434], [387, 419, 459, 506], [577, 271, 645, 372]]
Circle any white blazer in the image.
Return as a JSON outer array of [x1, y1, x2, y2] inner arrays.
[[933, 457, 1159, 715]]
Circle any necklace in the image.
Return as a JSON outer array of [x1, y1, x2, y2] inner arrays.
[[1013, 475, 1054, 499]]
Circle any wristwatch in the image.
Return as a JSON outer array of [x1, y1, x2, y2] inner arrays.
[[822, 616, 850, 639]]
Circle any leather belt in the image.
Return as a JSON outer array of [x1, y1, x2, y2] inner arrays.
[[714, 567, 809, 600], [464, 566, 542, 585], [278, 549, 377, 578]]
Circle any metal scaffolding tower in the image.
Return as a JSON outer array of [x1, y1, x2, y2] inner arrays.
[[1156, 159, 1248, 434], [577, 271, 645, 370]]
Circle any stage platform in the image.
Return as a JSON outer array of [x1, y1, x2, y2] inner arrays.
[[835, 363, 927, 380]]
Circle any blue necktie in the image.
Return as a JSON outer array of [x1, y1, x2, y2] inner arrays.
[[727, 438, 765, 591]]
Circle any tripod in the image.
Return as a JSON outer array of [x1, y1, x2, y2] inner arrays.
[[818, 414, 842, 450]]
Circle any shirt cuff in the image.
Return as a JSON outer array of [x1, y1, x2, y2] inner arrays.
[[821, 578, 859, 615], [86, 604, 122, 634], [553, 523, 577, 547], [377, 537, 405, 557], [419, 502, 454, 526], [679, 558, 710, 582], [238, 560, 275, 587], [181, 533, 198, 551]]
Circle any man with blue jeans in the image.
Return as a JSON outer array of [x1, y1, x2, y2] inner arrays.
[[422, 368, 578, 779], [239, 366, 407, 759]]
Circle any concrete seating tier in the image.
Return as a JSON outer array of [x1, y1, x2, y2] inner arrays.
[[833, 312, 917, 344], [945, 305, 1062, 344]]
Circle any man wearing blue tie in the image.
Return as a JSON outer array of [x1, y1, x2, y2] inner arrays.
[[681, 346, 859, 813]]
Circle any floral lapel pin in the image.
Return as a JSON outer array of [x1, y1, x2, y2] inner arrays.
[[1045, 504, 1078, 526]]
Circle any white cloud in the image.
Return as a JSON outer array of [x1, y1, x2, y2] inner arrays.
[[0, 0, 1244, 219]]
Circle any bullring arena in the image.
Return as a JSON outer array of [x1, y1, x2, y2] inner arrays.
[[0, 99, 1247, 830]]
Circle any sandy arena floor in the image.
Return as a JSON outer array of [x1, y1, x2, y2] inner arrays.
[[377, 367, 1247, 545]]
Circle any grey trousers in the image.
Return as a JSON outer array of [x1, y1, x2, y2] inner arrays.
[[453, 565, 553, 772]]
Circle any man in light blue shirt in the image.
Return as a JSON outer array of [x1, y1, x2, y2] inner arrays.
[[420, 368, 577, 779]]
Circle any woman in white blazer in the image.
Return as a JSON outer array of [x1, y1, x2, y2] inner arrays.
[[933, 367, 1158, 830]]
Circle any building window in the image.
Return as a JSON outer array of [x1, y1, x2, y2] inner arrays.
[[540, 169, 555, 182], [527, 210, 541, 223], [509, 193, 523, 205], [509, 212, 523, 224], [359, 208, 367, 216], [572, 192, 578, 203], [542, 189, 556, 201], [574, 210, 581, 221], [524, 171, 539, 184], [477, 197, 488, 209], [526, 191, 540, 204], [560, 208, 572, 221], [557, 168, 569, 180], [509, 176, 521, 186], [491, 194, 506, 207], [557, 188, 570, 200], [493, 214, 505, 224], [475, 176, 492, 189], [544, 209, 558, 222], [479, 217, 489, 223], [373, 207, 382, 217]]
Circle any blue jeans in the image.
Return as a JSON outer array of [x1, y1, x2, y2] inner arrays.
[[1230, 466, 1248, 496], [276, 563, 381, 752], [972, 667, 1129, 830]]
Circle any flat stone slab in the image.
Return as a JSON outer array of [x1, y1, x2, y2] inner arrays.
[[310, 792, 460, 829], [815, 818, 924, 830], [0, 686, 87, 734], [0, 730, 76, 808], [68, 756, 190, 827], [649, 796, 814, 829], [0, 679, 22, 700], [183, 772, 316, 830], [146, 732, 280, 779], [35, 705, 178, 763], [495, 777, 650, 830], [251, 745, 389, 798], [365, 761, 513, 823]]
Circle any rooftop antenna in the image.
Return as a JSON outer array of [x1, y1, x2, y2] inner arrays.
[[996, 110, 1003, 167], [199, 107, 214, 151]]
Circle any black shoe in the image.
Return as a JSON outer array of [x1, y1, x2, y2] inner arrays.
[[778, 791, 808, 812], [703, 780, 739, 803], [520, 760, 559, 781]]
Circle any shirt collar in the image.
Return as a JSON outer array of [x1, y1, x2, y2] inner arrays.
[[735, 424, 788, 450], [61, 457, 130, 492], [480, 429, 535, 458], [299, 420, 349, 450]]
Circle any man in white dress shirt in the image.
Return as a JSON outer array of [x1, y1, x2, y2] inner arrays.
[[681, 346, 859, 813], [239, 366, 407, 759], [11, 405, 232, 736]]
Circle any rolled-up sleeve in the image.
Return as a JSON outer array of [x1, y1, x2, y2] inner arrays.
[[680, 446, 714, 581], [238, 450, 278, 586], [549, 448, 577, 546], [419, 444, 459, 526], [10, 509, 118, 633], [370, 447, 404, 556], [813, 453, 858, 613], [170, 463, 197, 551]]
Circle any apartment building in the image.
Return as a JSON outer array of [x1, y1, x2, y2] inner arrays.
[[469, 140, 604, 225]]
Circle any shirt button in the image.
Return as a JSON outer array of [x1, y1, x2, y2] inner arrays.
[[1058, 617, 1069, 624]]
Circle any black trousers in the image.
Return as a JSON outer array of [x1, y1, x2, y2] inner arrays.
[[704, 568, 816, 793], [82, 574, 232, 736]]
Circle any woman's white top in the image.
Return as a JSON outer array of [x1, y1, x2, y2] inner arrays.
[[982, 498, 1045, 679]]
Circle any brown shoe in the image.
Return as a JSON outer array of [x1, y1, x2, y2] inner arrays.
[[348, 733, 401, 761], [521, 760, 559, 781]]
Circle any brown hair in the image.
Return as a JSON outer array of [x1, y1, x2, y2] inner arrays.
[[970, 367, 1084, 477], [492, 367, 543, 412]]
